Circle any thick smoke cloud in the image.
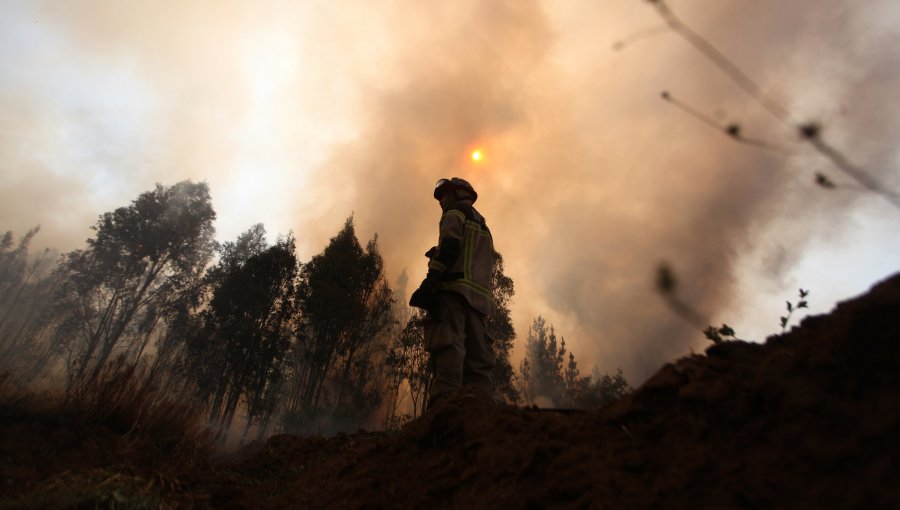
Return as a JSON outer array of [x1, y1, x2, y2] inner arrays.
[[302, 0, 900, 380], [2, 1, 899, 382]]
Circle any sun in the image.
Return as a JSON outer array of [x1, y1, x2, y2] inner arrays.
[[471, 149, 484, 162]]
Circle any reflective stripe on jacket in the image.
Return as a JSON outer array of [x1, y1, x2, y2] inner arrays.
[[428, 200, 494, 315]]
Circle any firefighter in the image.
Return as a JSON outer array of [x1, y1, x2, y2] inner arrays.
[[409, 177, 496, 407]]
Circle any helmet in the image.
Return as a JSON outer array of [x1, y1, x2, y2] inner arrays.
[[434, 177, 478, 203]]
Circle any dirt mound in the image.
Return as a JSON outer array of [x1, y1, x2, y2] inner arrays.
[[210, 272, 900, 509]]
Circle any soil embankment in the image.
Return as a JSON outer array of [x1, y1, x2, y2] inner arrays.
[[210, 272, 900, 509]]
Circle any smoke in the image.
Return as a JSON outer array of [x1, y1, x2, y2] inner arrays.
[[2, 1, 899, 382], [0, 1, 373, 248], [301, 0, 900, 380]]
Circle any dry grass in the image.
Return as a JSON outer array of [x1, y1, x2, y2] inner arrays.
[[65, 358, 214, 467], [1, 361, 214, 508]]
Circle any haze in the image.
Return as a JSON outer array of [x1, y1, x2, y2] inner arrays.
[[2, 0, 899, 382]]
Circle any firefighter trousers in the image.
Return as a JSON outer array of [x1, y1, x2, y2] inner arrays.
[[425, 291, 495, 401]]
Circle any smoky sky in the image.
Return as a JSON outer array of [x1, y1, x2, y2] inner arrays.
[[2, 0, 899, 382]]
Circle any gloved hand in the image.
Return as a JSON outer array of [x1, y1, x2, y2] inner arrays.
[[409, 273, 440, 310]]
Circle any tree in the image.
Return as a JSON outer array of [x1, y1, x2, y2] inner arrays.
[[519, 316, 567, 406], [385, 311, 432, 422], [520, 316, 632, 408], [487, 251, 519, 403], [0, 228, 39, 300], [53, 181, 216, 387], [181, 223, 269, 404], [0, 227, 58, 380], [285, 217, 394, 431], [571, 367, 631, 409], [563, 352, 583, 401], [184, 226, 298, 441]]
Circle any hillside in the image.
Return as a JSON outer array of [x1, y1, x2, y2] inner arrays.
[[4, 272, 900, 508]]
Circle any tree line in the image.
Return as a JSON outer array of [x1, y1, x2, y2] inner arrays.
[[0, 180, 628, 442]]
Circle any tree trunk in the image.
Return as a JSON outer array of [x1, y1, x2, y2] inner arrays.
[[86, 262, 162, 385], [334, 344, 359, 408]]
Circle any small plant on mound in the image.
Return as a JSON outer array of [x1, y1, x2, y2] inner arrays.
[[658, 263, 813, 344], [702, 324, 738, 345], [702, 289, 811, 344], [780, 289, 810, 332]]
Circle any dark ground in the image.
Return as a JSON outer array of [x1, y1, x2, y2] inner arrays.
[[3, 272, 900, 509]]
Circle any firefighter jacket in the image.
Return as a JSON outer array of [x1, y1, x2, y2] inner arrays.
[[427, 199, 494, 315]]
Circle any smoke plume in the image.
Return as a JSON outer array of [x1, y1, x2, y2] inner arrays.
[[2, 0, 899, 382]]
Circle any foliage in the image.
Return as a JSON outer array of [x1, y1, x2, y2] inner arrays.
[[385, 311, 431, 419], [53, 181, 216, 387], [1, 366, 211, 508], [703, 323, 737, 344], [283, 217, 394, 433], [566, 365, 632, 409], [520, 316, 631, 408], [520, 316, 566, 405], [702, 289, 810, 344], [0, 227, 57, 381], [780, 288, 809, 332], [487, 251, 519, 404], [64, 356, 214, 459], [0, 227, 40, 297], [186, 227, 299, 439]]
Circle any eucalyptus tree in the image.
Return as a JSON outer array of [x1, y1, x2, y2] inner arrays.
[[55, 181, 216, 387]]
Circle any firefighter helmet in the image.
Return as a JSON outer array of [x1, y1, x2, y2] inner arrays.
[[433, 177, 478, 203]]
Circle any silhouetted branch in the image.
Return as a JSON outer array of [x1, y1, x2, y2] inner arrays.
[[800, 124, 900, 208], [814, 172, 872, 192], [661, 91, 786, 153], [814, 172, 836, 189], [646, 0, 900, 211], [656, 262, 707, 330], [648, 0, 790, 123], [612, 24, 670, 51]]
